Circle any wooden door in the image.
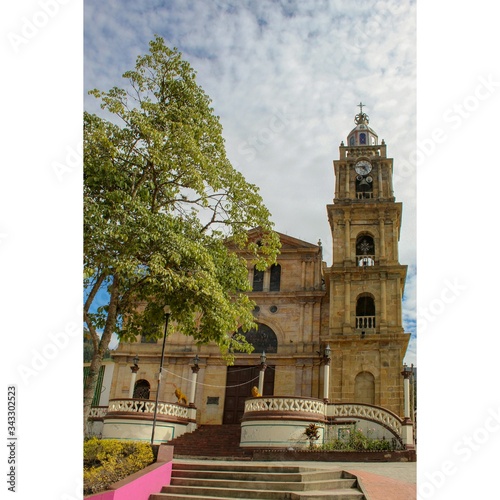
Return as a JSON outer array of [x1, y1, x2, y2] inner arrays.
[[223, 366, 275, 424]]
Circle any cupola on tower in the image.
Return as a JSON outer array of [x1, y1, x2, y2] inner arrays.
[[322, 104, 409, 416]]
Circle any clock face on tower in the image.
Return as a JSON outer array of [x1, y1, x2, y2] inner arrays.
[[354, 160, 372, 176]]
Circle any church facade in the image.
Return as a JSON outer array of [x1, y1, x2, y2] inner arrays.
[[106, 108, 410, 428]]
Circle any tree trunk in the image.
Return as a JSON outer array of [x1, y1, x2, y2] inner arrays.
[[83, 274, 120, 436]]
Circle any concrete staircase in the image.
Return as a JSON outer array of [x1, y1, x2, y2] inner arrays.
[[168, 425, 252, 459], [150, 461, 365, 499]]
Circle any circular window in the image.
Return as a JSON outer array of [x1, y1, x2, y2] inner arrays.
[[269, 305, 278, 313]]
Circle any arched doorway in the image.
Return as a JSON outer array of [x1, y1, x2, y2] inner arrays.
[[222, 324, 277, 424], [354, 371, 375, 405]]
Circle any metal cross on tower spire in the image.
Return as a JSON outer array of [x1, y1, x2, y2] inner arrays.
[[354, 102, 369, 125]]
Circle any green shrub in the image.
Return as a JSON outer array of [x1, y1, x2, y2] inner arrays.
[[83, 438, 154, 495], [320, 426, 398, 452]]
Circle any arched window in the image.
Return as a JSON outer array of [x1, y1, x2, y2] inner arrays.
[[252, 266, 264, 291], [356, 295, 376, 330], [235, 323, 278, 353], [133, 380, 150, 399], [354, 371, 375, 404], [356, 235, 375, 266], [269, 264, 281, 292]]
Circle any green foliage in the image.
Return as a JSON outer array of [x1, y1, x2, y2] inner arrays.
[[321, 426, 398, 452], [84, 36, 280, 423], [83, 438, 154, 494]]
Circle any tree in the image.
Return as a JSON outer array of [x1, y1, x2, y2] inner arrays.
[[84, 36, 280, 432]]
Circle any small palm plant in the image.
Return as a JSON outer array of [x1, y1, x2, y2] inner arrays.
[[304, 423, 320, 449]]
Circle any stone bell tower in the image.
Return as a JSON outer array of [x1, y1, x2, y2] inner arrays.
[[322, 104, 409, 416]]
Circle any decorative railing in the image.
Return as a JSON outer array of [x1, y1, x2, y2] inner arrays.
[[244, 396, 326, 416], [329, 403, 403, 435], [356, 315, 376, 329], [105, 398, 190, 419], [356, 191, 373, 199], [357, 255, 375, 267], [89, 406, 108, 420]]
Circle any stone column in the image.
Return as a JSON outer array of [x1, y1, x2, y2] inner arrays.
[[393, 219, 398, 261], [401, 365, 412, 419], [344, 164, 350, 197], [378, 163, 384, 198], [329, 280, 335, 331], [380, 274, 387, 331], [379, 215, 386, 260], [258, 353, 267, 395], [128, 363, 139, 398], [344, 217, 351, 261], [248, 266, 254, 288], [263, 268, 270, 292], [344, 277, 351, 330], [334, 163, 339, 199], [323, 346, 331, 402], [189, 363, 200, 406], [400, 365, 414, 448]]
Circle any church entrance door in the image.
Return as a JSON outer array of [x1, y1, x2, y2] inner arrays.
[[222, 365, 275, 424]]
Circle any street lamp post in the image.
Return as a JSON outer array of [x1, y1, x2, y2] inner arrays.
[[150, 306, 171, 446]]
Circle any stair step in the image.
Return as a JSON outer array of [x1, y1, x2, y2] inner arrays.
[[152, 489, 364, 500], [168, 425, 248, 459], [150, 462, 365, 499], [170, 477, 357, 491], [171, 469, 344, 482]]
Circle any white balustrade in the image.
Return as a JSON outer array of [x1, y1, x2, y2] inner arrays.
[[329, 403, 402, 435], [357, 255, 375, 266], [89, 406, 108, 419], [356, 315, 376, 329], [106, 399, 190, 419], [244, 397, 326, 416]]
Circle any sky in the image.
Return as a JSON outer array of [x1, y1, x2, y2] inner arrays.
[[84, 0, 418, 363], [2, 1, 500, 499]]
